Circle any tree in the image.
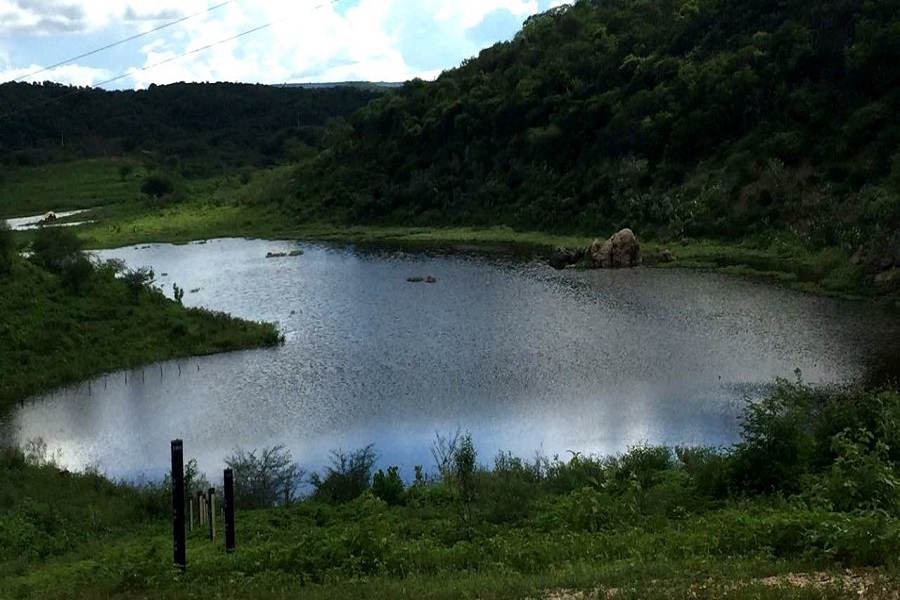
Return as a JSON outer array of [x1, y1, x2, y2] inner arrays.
[[310, 445, 377, 504], [224, 445, 304, 509]]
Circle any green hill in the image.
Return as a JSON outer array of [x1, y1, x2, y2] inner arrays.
[[290, 0, 899, 282]]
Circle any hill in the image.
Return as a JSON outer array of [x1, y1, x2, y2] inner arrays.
[[0, 81, 382, 173], [288, 0, 900, 286]]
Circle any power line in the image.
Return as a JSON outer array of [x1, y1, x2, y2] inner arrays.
[[98, 0, 346, 89], [13, 1, 236, 83], [0, 0, 348, 122]]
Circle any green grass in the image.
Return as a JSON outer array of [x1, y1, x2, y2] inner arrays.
[[0, 158, 147, 218], [3, 159, 894, 306], [5, 379, 900, 600], [5, 383, 900, 598], [0, 256, 281, 409]]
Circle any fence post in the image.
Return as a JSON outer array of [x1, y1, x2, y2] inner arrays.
[[171, 439, 186, 572], [208, 487, 216, 541], [189, 495, 194, 532], [198, 490, 206, 525], [224, 468, 235, 552]]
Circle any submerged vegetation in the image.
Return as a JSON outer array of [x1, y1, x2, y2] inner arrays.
[[0, 226, 281, 409], [3, 380, 900, 599]]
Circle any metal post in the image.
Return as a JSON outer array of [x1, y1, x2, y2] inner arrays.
[[224, 468, 235, 552], [171, 440, 186, 572], [208, 487, 216, 541]]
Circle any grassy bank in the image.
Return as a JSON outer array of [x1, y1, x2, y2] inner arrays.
[[3, 381, 900, 599], [2, 159, 892, 305], [0, 250, 281, 409]]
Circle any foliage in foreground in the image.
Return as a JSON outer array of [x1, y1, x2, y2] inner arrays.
[[0, 231, 281, 408], [3, 382, 900, 599]]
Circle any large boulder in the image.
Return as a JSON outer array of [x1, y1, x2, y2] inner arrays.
[[589, 228, 642, 268]]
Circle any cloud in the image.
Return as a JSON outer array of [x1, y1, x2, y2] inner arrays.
[[0, 62, 111, 86], [4, 0, 574, 88]]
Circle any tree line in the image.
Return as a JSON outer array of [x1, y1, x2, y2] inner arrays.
[[0, 81, 382, 171], [288, 0, 899, 273]]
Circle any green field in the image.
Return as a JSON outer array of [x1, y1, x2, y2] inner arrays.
[[4, 381, 900, 599], [3, 159, 889, 306]]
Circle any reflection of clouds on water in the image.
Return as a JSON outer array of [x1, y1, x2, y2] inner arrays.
[[5, 239, 900, 482]]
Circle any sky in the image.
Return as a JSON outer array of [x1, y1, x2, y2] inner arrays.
[[0, 0, 573, 89]]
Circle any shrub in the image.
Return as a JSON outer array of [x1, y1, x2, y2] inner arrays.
[[0, 220, 13, 276], [372, 465, 405, 506], [311, 445, 376, 505], [30, 226, 84, 274], [730, 377, 817, 494], [224, 445, 304, 509], [809, 428, 900, 512], [122, 267, 155, 302], [140, 173, 175, 199]]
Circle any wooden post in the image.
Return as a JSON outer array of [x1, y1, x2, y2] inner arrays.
[[224, 468, 235, 552], [171, 440, 186, 572], [198, 491, 206, 525], [189, 496, 194, 531], [208, 487, 216, 541]]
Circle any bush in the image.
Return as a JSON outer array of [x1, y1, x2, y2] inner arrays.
[[0, 220, 14, 276], [224, 445, 304, 509], [30, 226, 84, 274], [311, 445, 376, 505], [730, 377, 817, 494], [372, 465, 405, 506], [122, 267, 155, 302], [809, 428, 900, 512], [140, 173, 175, 199]]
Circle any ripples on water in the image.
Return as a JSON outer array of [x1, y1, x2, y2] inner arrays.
[[3, 238, 898, 482]]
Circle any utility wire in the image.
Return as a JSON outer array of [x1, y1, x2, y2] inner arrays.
[[0, 0, 347, 121], [12, 0, 235, 83]]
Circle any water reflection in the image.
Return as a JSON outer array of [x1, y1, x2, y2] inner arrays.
[[3, 239, 898, 482]]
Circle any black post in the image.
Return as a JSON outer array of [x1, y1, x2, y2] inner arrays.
[[223, 468, 235, 552], [208, 487, 216, 541], [171, 439, 186, 572]]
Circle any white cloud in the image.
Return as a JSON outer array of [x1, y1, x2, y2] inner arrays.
[[3, 0, 565, 88], [0, 63, 112, 86]]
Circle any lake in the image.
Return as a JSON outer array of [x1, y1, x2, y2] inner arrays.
[[3, 238, 898, 483]]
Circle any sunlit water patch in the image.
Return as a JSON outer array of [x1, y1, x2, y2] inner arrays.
[[2, 238, 898, 483]]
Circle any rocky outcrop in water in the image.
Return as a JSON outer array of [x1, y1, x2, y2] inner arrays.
[[549, 247, 586, 270], [549, 229, 644, 270], [589, 228, 642, 269]]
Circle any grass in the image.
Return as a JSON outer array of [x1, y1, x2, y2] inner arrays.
[[3, 159, 892, 304], [0, 255, 281, 410], [0, 158, 146, 218], [4, 381, 900, 598]]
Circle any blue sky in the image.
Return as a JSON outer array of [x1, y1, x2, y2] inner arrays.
[[0, 0, 572, 89]]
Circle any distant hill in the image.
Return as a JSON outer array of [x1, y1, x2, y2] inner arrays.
[[276, 81, 404, 90], [289, 0, 899, 275], [0, 81, 383, 170]]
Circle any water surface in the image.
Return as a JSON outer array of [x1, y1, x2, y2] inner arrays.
[[3, 238, 898, 482]]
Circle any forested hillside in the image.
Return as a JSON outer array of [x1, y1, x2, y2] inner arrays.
[[0, 82, 381, 171], [292, 0, 899, 274]]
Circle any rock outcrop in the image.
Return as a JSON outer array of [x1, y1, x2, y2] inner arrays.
[[549, 247, 586, 270], [589, 228, 642, 269]]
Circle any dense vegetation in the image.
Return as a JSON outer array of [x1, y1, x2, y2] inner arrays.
[[0, 226, 281, 409], [285, 0, 899, 290], [3, 380, 900, 599], [0, 81, 381, 173]]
